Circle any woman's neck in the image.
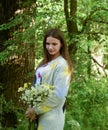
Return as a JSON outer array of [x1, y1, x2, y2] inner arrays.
[[49, 54, 61, 61]]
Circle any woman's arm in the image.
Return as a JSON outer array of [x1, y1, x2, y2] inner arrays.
[[35, 63, 71, 115]]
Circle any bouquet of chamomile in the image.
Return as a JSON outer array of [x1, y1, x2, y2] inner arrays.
[[18, 83, 54, 107]]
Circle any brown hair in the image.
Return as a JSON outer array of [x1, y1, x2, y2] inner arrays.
[[39, 28, 72, 71]]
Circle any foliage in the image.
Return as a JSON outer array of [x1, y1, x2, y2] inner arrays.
[[64, 1, 108, 130], [0, 84, 17, 129], [65, 76, 108, 130], [0, 1, 36, 129], [35, 0, 66, 59], [0, 83, 29, 130], [0, 1, 36, 63]]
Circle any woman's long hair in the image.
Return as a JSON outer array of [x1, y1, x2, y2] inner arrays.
[[39, 28, 72, 71]]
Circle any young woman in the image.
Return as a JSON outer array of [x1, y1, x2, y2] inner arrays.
[[26, 28, 72, 130]]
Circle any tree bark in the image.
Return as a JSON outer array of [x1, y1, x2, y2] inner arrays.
[[0, 0, 36, 105], [64, 0, 78, 59]]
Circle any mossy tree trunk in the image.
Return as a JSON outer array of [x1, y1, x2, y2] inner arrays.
[[0, 0, 36, 105]]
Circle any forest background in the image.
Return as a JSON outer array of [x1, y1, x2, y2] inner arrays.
[[0, 0, 108, 130]]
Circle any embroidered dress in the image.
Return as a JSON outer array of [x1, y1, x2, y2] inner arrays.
[[34, 56, 71, 130]]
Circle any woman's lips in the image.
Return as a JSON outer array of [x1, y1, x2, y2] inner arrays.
[[49, 50, 54, 53]]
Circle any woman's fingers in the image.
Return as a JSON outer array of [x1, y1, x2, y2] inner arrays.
[[25, 107, 36, 121], [30, 116, 36, 122]]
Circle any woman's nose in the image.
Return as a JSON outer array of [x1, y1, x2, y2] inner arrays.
[[48, 45, 53, 49]]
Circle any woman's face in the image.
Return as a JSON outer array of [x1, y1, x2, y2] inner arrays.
[[46, 36, 62, 59]]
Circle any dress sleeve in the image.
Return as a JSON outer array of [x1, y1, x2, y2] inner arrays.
[[35, 63, 71, 115], [53, 63, 71, 98]]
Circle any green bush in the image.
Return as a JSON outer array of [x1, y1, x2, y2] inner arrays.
[[65, 77, 108, 130]]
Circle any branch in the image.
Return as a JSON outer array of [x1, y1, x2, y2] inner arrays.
[[88, 19, 108, 24], [91, 55, 107, 77], [91, 56, 104, 68], [83, 49, 107, 77], [64, 0, 69, 22], [87, 31, 108, 36], [64, 0, 78, 34], [80, 7, 108, 33]]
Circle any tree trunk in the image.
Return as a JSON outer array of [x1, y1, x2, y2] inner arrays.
[[0, 0, 36, 105], [0, 0, 36, 128], [64, 0, 78, 60]]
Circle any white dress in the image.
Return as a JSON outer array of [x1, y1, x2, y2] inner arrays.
[[34, 56, 71, 130]]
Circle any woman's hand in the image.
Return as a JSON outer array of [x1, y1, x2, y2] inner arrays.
[[26, 107, 36, 122]]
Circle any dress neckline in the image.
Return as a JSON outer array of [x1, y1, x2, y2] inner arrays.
[[48, 55, 62, 64], [40, 55, 62, 67]]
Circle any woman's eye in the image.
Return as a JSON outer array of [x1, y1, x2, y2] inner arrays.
[[52, 43, 57, 46], [46, 42, 57, 46], [46, 42, 50, 45]]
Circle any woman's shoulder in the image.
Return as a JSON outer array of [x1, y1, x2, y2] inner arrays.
[[57, 56, 67, 63], [48, 56, 68, 69], [56, 56, 68, 67]]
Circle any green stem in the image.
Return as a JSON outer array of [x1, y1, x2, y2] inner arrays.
[[28, 120, 35, 130]]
